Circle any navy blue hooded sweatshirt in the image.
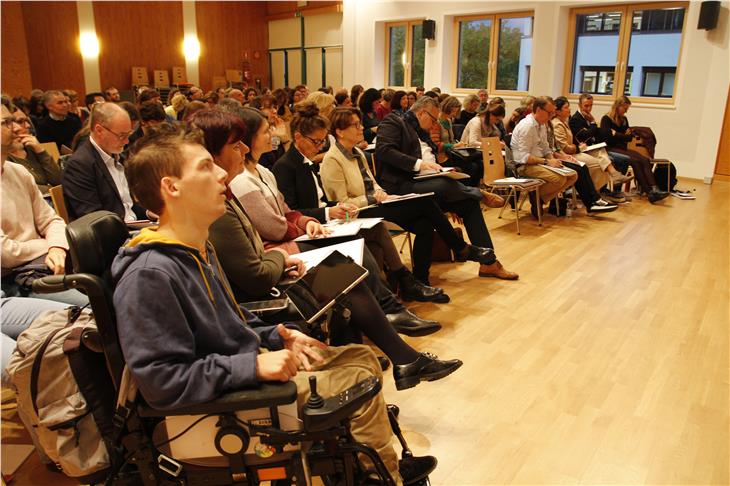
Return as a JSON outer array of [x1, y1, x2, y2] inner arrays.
[[112, 227, 284, 410]]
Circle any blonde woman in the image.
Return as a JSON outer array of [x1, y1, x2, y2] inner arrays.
[[599, 96, 667, 203], [164, 92, 188, 120]]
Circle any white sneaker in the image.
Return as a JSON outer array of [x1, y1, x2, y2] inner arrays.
[[671, 190, 695, 200], [588, 199, 618, 213]]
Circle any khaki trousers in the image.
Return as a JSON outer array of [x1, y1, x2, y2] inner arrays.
[[519, 164, 578, 204], [292, 344, 403, 485], [575, 153, 609, 190]]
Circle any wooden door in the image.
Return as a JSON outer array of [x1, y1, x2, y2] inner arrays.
[[715, 86, 730, 176]]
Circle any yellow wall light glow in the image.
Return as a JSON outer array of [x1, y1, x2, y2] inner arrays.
[[79, 32, 100, 58], [183, 35, 201, 60]]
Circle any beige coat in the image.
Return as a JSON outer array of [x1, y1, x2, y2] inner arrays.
[[320, 143, 382, 208]]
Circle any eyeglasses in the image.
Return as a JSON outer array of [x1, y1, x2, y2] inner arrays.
[[348, 122, 364, 129], [423, 110, 438, 123], [14, 117, 31, 126], [232, 140, 248, 152], [0, 117, 21, 128], [304, 135, 327, 147], [100, 124, 133, 141]]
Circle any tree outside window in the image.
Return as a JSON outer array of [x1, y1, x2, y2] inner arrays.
[[385, 20, 425, 89], [453, 12, 533, 94]]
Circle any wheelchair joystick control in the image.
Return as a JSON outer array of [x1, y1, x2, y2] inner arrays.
[[306, 376, 325, 409]]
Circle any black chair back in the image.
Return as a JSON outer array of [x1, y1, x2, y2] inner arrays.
[[65, 211, 130, 390]]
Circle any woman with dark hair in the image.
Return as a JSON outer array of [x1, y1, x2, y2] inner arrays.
[[551, 96, 629, 197], [390, 90, 408, 117], [243, 87, 259, 106], [462, 103, 506, 147], [193, 108, 462, 390], [350, 84, 364, 106], [322, 107, 501, 290], [600, 96, 668, 203], [358, 88, 381, 143]]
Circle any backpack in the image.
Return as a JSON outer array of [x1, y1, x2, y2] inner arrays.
[[5, 306, 117, 484]]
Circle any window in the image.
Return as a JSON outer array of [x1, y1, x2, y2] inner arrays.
[[453, 12, 533, 93], [565, 2, 687, 103], [641, 67, 676, 97], [385, 20, 425, 89]]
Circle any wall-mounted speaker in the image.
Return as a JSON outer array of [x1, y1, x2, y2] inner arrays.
[[422, 20, 436, 40], [698, 1, 720, 30]]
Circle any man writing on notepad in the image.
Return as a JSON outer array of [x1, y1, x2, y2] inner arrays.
[[510, 96, 579, 218]]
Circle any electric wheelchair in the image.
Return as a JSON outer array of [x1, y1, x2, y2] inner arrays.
[[33, 211, 430, 485]]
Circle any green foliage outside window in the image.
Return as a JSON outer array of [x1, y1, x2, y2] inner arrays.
[[411, 24, 425, 88], [389, 26, 406, 86], [457, 20, 491, 89]]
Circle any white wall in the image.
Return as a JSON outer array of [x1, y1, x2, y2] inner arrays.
[[342, 0, 730, 181]]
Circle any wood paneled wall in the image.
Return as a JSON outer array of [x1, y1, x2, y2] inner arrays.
[[1, 1, 272, 96], [196, 1, 269, 91], [93, 1, 185, 91], [20, 2, 85, 97], [1, 1, 33, 96]]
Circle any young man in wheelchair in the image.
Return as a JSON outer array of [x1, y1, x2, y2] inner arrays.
[[114, 124, 436, 484]]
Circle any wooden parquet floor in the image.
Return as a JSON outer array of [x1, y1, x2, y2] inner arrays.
[[387, 179, 729, 485], [2, 179, 728, 485]]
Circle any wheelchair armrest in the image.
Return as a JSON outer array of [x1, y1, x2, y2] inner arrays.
[[137, 381, 298, 417]]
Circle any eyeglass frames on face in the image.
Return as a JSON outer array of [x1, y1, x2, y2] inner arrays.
[[423, 110, 438, 122], [100, 124, 132, 141], [304, 135, 327, 147], [1, 118, 19, 128]]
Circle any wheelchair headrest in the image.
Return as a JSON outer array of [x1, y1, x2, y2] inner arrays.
[[66, 211, 129, 279]]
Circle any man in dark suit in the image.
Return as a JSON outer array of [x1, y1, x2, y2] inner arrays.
[[273, 140, 442, 337], [34, 90, 82, 151], [375, 96, 518, 280], [62, 103, 146, 222]]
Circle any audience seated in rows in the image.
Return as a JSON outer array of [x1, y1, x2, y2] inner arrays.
[[117, 124, 438, 482], [270, 103, 444, 336], [375, 95, 518, 281]]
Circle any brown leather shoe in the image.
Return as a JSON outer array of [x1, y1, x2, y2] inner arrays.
[[478, 260, 519, 280], [480, 190, 505, 208]]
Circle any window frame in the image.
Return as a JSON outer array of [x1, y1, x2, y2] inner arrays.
[[384, 19, 426, 90], [562, 1, 688, 105], [451, 10, 534, 96]]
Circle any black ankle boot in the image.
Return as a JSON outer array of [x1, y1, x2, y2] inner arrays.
[[396, 269, 450, 303], [648, 186, 669, 203]]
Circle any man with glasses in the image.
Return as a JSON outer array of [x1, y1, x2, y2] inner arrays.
[[510, 96, 578, 217], [375, 96, 519, 281], [34, 90, 82, 151], [62, 102, 146, 222], [5, 103, 62, 193]]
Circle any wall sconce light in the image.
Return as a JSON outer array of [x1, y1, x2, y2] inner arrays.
[[183, 35, 201, 61], [79, 32, 100, 58]]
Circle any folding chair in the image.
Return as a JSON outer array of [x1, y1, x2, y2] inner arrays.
[[481, 137, 544, 234], [628, 136, 672, 191]]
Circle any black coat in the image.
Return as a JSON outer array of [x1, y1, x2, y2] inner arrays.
[[568, 111, 602, 145], [271, 145, 335, 223], [61, 140, 146, 221], [373, 113, 424, 195]]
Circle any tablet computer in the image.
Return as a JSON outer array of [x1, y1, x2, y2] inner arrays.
[[285, 250, 368, 324]]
